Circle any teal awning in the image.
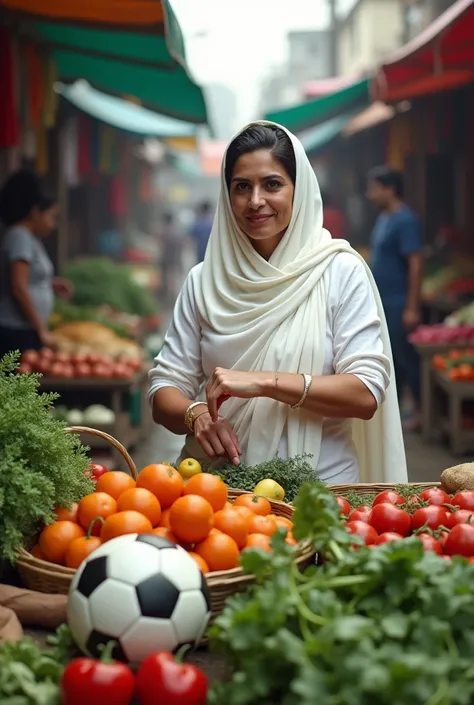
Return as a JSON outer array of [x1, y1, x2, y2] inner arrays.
[[299, 114, 353, 154], [57, 80, 197, 137], [264, 79, 370, 132]]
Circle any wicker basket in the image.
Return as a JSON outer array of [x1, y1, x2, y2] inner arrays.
[[326, 481, 441, 498], [16, 428, 315, 622]]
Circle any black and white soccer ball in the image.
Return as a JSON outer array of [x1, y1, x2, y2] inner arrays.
[[67, 533, 212, 666]]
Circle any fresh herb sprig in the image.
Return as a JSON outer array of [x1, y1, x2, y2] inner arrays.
[[209, 481, 474, 705]]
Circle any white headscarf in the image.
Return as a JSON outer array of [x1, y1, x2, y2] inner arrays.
[[194, 121, 407, 483]]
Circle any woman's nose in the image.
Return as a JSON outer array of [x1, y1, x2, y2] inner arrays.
[[249, 187, 265, 209]]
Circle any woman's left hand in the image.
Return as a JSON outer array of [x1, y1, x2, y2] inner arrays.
[[53, 277, 74, 300], [206, 367, 272, 422]]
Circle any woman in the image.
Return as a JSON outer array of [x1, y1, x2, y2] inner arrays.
[[0, 170, 72, 356], [149, 123, 407, 484]]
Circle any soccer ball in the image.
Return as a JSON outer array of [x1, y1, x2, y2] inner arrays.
[[67, 533, 212, 666]]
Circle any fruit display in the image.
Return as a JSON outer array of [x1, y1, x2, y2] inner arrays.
[[410, 323, 474, 345], [422, 264, 474, 304], [445, 301, 474, 327], [31, 466, 298, 575], [431, 348, 474, 381], [18, 348, 143, 380], [51, 321, 143, 359]]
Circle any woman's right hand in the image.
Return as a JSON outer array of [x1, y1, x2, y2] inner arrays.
[[193, 411, 241, 466]]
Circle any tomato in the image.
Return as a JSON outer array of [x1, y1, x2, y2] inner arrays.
[[92, 363, 112, 378], [137, 464, 184, 509], [372, 491, 405, 507], [444, 524, 474, 558], [39, 521, 85, 564], [335, 496, 351, 516], [419, 488, 450, 506], [70, 353, 88, 366], [89, 463, 108, 482], [55, 503, 79, 523], [233, 505, 256, 523], [451, 491, 474, 512], [17, 362, 32, 375], [274, 515, 294, 531], [213, 508, 249, 548], [411, 505, 449, 532], [35, 359, 51, 375], [346, 520, 378, 546], [86, 353, 102, 365], [195, 532, 240, 572], [77, 493, 118, 535], [169, 495, 214, 544], [54, 352, 70, 364], [65, 534, 102, 569], [374, 532, 404, 545], [159, 508, 171, 528], [95, 471, 136, 500], [183, 473, 228, 512], [233, 494, 271, 516], [248, 514, 278, 537], [416, 532, 443, 555], [75, 363, 92, 378], [151, 527, 179, 543], [369, 504, 411, 537], [116, 488, 162, 527], [349, 505, 372, 523], [49, 362, 67, 378], [22, 350, 39, 366], [187, 552, 209, 574], [39, 347, 55, 361], [112, 363, 133, 380], [445, 509, 474, 529], [100, 511, 153, 543], [243, 533, 272, 553], [438, 531, 449, 549]]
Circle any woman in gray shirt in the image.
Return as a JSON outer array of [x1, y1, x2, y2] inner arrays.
[[0, 170, 72, 356]]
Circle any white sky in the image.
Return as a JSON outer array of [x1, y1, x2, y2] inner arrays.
[[170, 0, 358, 122]]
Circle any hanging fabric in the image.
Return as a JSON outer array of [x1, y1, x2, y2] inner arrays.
[[0, 27, 20, 149], [35, 122, 48, 175], [43, 57, 58, 129], [25, 42, 44, 130], [78, 115, 92, 176]]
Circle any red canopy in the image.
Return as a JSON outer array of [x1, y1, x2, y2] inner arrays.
[[374, 0, 474, 102]]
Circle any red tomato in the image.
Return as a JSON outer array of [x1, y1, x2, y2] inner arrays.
[[35, 359, 51, 375], [438, 531, 449, 549], [54, 352, 70, 364], [22, 350, 39, 366], [75, 363, 92, 378], [374, 532, 404, 545], [411, 505, 449, 532], [71, 354, 88, 366], [419, 488, 450, 506], [416, 532, 443, 555], [445, 509, 474, 529], [49, 362, 67, 378], [369, 503, 411, 537], [346, 520, 378, 546], [92, 364, 112, 378], [372, 491, 406, 507], [444, 524, 474, 558], [39, 347, 55, 361], [349, 506, 372, 523], [90, 463, 109, 482], [335, 496, 351, 516], [62, 364, 74, 378], [112, 363, 133, 380], [87, 353, 102, 365], [407, 494, 422, 506], [451, 492, 474, 512], [17, 362, 32, 375]]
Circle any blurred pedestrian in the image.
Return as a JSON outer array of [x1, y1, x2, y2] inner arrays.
[[367, 166, 423, 430], [190, 201, 213, 263], [159, 212, 182, 306], [0, 170, 73, 356], [321, 190, 346, 239]]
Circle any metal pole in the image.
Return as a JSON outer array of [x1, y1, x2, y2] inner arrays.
[[329, 0, 338, 76]]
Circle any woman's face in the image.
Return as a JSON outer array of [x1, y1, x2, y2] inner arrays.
[[229, 149, 294, 258], [31, 204, 59, 237]]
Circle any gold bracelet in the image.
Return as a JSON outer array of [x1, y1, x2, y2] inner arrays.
[[184, 402, 208, 433], [291, 373, 312, 410]]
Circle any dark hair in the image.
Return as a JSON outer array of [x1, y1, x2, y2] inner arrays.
[[368, 166, 404, 198], [225, 125, 296, 188], [0, 170, 57, 226]]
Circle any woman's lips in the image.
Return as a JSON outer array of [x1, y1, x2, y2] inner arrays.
[[246, 214, 272, 226]]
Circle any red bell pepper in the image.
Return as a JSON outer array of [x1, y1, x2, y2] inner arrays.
[[60, 642, 135, 705], [136, 650, 208, 705]]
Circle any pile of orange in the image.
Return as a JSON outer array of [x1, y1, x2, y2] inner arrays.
[[31, 465, 296, 574]]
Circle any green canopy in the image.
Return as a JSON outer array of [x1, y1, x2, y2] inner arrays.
[[264, 79, 370, 132], [30, 2, 207, 124], [299, 114, 353, 154]]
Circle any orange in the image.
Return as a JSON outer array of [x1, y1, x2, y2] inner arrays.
[[224, 501, 234, 510], [274, 516, 294, 531], [234, 494, 271, 516], [65, 535, 102, 569], [187, 551, 209, 574], [30, 544, 46, 560], [169, 495, 214, 544], [151, 526, 179, 543], [195, 532, 240, 572], [39, 521, 85, 564], [116, 488, 161, 527], [213, 508, 249, 549], [95, 471, 136, 500], [54, 503, 79, 523], [234, 505, 255, 523], [159, 508, 171, 528], [100, 510, 153, 543], [183, 473, 227, 512], [244, 533, 272, 553], [137, 464, 184, 508], [286, 532, 298, 546], [77, 493, 117, 536], [248, 514, 278, 537]]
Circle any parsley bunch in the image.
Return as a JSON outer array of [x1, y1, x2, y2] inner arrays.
[[0, 353, 94, 561], [209, 482, 474, 705]]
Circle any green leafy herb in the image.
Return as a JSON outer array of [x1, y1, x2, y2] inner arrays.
[[208, 481, 474, 705], [208, 455, 316, 502], [0, 353, 94, 561]]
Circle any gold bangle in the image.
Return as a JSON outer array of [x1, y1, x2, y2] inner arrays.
[[184, 402, 208, 433], [291, 373, 312, 410]]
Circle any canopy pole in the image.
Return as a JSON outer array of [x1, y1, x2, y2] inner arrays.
[[56, 120, 69, 272]]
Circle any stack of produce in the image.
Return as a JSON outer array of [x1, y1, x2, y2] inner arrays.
[[32, 462, 297, 574], [431, 348, 474, 381], [0, 352, 93, 562], [422, 264, 474, 304], [445, 301, 474, 327], [410, 323, 474, 345], [18, 346, 142, 380], [51, 321, 143, 360], [51, 300, 139, 340]]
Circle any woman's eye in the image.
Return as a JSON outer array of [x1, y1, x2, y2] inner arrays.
[[236, 182, 249, 191], [267, 180, 281, 189]]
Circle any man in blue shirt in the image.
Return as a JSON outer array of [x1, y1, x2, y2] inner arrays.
[[190, 202, 213, 263], [367, 167, 423, 429]]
